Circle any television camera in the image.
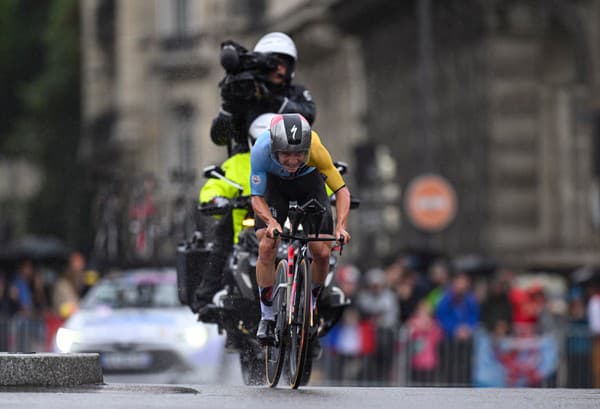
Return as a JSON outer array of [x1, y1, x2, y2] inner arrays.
[[218, 40, 280, 104]]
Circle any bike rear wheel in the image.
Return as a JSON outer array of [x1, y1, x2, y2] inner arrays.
[[265, 259, 288, 387], [288, 257, 312, 389]]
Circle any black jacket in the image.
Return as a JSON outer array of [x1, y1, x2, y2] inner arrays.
[[210, 83, 316, 155]]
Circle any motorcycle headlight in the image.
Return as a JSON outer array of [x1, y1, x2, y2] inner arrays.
[[56, 328, 81, 353], [184, 325, 208, 348]]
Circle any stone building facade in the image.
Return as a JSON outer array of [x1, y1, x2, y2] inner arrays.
[[80, 0, 600, 270]]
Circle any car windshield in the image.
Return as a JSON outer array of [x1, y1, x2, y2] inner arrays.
[[81, 271, 180, 309]]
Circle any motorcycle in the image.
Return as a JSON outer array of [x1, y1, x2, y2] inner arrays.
[[177, 162, 358, 385]]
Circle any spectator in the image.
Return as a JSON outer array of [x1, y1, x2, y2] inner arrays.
[[407, 300, 443, 385], [52, 252, 86, 320], [588, 279, 600, 388], [424, 259, 451, 311], [336, 264, 361, 300], [509, 281, 547, 335], [436, 272, 479, 339], [355, 268, 399, 382], [389, 258, 421, 324], [9, 259, 47, 351], [435, 272, 479, 385], [11, 259, 35, 317], [323, 306, 376, 384], [0, 271, 19, 317], [356, 268, 398, 330], [565, 286, 592, 388], [322, 264, 377, 384], [481, 277, 513, 337]]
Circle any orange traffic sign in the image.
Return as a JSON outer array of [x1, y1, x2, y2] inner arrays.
[[404, 174, 458, 232]]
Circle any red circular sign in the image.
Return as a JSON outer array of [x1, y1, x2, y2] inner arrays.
[[404, 174, 458, 232]]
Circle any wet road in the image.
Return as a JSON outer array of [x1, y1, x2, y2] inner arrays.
[[1, 384, 599, 409]]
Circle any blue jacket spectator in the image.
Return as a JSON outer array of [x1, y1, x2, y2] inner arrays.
[[436, 272, 479, 339]]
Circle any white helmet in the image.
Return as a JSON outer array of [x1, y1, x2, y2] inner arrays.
[[253, 32, 297, 62], [248, 113, 277, 148]]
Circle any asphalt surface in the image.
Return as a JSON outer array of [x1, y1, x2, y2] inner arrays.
[[1, 385, 599, 409]]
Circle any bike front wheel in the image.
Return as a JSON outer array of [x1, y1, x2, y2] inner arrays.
[[265, 259, 288, 387], [288, 257, 312, 389]]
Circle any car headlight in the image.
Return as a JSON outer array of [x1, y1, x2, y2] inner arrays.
[[56, 328, 81, 353], [184, 325, 208, 348]]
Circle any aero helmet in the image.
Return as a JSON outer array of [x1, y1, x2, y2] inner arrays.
[[270, 114, 311, 154], [248, 113, 277, 148]]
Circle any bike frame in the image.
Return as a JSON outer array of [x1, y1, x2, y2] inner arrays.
[[265, 198, 345, 389]]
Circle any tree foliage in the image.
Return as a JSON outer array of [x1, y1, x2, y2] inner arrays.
[[0, 0, 90, 250]]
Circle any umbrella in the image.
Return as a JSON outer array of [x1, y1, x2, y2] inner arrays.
[[571, 265, 600, 284], [452, 254, 498, 276], [0, 235, 69, 264]]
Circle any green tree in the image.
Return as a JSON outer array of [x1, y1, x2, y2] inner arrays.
[[0, 0, 50, 154], [1, 0, 91, 250]]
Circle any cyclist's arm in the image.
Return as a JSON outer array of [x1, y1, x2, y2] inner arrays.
[[251, 194, 282, 239], [306, 131, 351, 242], [250, 196, 271, 223], [306, 132, 345, 193], [333, 186, 351, 243], [249, 132, 282, 237]]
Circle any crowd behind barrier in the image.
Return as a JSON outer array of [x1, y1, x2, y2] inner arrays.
[[315, 324, 567, 387], [3, 248, 600, 388], [0, 314, 595, 388], [0, 251, 95, 352], [312, 255, 600, 388]]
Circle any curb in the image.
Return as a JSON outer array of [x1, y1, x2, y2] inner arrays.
[[0, 353, 104, 386]]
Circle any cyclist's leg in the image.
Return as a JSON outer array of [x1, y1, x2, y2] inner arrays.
[[255, 228, 278, 342], [254, 175, 288, 292], [308, 241, 331, 286], [297, 171, 334, 297], [255, 228, 278, 290], [254, 176, 288, 341]]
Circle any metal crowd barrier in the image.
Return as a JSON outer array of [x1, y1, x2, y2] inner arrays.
[[312, 323, 595, 388], [1, 314, 598, 388], [0, 316, 48, 353]]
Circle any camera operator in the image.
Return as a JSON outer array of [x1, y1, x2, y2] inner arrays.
[[210, 32, 316, 156]]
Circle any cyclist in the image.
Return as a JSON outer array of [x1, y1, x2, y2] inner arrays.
[[250, 113, 351, 343], [211, 32, 316, 156]]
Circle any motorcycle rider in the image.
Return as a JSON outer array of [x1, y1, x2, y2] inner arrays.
[[192, 114, 274, 314], [194, 31, 316, 310], [210, 32, 316, 156]]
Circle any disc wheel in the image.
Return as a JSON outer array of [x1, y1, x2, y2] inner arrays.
[[288, 258, 312, 389], [265, 259, 288, 387]]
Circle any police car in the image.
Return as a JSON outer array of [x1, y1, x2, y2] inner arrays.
[[54, 268, 225, 384]]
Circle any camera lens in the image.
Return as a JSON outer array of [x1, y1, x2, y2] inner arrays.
[[221, 44, 239, 72]]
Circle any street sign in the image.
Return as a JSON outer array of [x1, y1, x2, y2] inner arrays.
[[404, 174, 458, 233]]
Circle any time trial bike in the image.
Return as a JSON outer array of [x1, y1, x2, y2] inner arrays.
[[264, 198, 344, 389]]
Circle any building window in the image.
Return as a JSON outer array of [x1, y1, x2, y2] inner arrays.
[[157, 0, 202, 50], [229, 0, 265, 22], [174, 0, 189, 37], [169, 103, 196, 186]]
